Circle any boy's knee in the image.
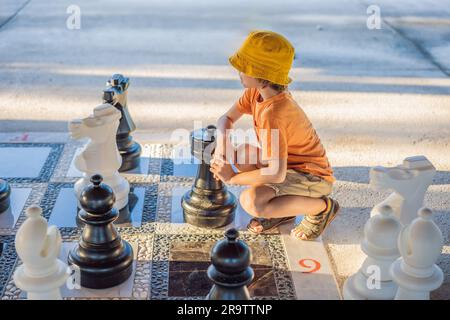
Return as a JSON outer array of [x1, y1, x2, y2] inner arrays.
[[239, 188, 267, 218]]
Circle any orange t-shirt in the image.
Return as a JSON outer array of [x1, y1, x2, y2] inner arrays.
[[236, 88, 335, 183]]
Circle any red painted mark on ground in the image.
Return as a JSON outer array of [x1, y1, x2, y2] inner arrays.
[[10, 133, 29, 142], [298, 259, 321, 273]]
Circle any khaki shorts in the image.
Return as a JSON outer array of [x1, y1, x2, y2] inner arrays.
[[265, 169, 333, 198]]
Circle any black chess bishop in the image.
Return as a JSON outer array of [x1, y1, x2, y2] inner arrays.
[[68, 174, 134, 289], [206, 228, 254, 300], [103, 74, 142, 172], [182, 125, 237, 228]]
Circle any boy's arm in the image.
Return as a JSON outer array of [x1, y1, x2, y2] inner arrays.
[[211, 157, 287, 186], [215, 102, 244, 161], [229, 158, 287, 185]]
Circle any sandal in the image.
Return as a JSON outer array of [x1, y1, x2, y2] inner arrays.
[[291, 197, 340, 241], [247, 216, 296, 234]]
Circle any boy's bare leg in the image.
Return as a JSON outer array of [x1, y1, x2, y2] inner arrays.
[[241, 185, 327, 232], [232, 143, 327, 230]]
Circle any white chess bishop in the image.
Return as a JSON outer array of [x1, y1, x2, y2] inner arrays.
[[369, 155, 435, 226], [390, 207, 444, 300], [343, 205, 403, 300], [13, 206, 69, 300], [69, 103, 130, 211]]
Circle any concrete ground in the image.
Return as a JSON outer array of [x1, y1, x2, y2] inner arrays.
[[0, 0, 449, 299]]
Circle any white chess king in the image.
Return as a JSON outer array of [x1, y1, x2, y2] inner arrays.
[[343, 205, 403, 300], [390, 207, 444, 300], [69, 103, 130, 211], [13, 206, 69, 300], [369, 155, 436, 226]]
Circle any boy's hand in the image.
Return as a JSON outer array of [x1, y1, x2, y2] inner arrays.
[[210, 158, 236, 184]]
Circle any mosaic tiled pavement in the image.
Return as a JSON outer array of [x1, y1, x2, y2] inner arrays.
[[0, 135, 341, 300]]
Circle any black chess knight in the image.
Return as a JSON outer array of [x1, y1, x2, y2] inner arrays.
[[103, 74, 142, 172], [68, 174, 134, 289], [206, 229, 254, 300], [181, 125, 237, 228], [0, 179, 11, 214]]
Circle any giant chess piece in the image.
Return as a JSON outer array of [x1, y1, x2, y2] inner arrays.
[[390, 207, 444, 300], [182, 125, 237, 228], [0, 179, 11, 214], [13, 206, 68, 300], [69, 103, 130, 216], [68, 174, 133, 289], [206, 228, 254, 300], [343, 205, 403, 300], [370, 155, 435, 225], [103, 74, 142, 172]]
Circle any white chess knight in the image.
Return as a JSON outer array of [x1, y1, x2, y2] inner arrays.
[[343, 205, 403, 300], [390, 207, 444, 300], [369, 155, 436, 226], [69, 103, 129, 211], [13, 206, 69, 300]]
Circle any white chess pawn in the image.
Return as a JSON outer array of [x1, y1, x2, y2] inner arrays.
[[69, 103, 130, 211], [369, 155, 436, 226], [343, 205, 403, 300], [390, 207, 444, 300], [13, 206, 69, 300]]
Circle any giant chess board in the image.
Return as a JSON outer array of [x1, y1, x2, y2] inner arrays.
[[0, 134, 341, 300]]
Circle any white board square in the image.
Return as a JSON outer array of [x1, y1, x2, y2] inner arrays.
[[0, 147, 51, 178]]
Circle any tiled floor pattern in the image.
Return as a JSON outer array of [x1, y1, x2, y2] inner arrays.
[[0, 136, 340, 300]]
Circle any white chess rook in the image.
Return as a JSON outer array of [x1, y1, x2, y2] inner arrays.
[[343, 205, 403, 300], [369, 155, 436, 226], [69, 103, 130, 211], [13, 206, 69, 300], [390, 207, 444, 300]]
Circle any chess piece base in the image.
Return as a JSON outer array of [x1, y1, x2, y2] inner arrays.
[[207, 266, 253, 300], [343, 271, 397, 300], [118, 140, 141, 172], [68, 240, 133, 289], [390, 259, 444, 300], [13, 259, 68, 300], [181, 188, 236, 228]]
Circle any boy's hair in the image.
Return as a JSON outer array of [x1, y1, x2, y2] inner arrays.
[[257, 78, 288, 92]]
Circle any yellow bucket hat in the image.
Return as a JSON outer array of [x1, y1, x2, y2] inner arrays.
[[229, 30, 295, 86]]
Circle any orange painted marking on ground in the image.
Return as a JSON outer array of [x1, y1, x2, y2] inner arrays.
[[298, 258, 321, 273]]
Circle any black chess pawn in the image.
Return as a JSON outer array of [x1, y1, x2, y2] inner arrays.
[[206, 228, 254, 300], [103, 74, 142, 172], [182, 125, 237, 228], [75, 186, 139, 227], [68, 174, 133, 289], [0, 179, 11, 214]]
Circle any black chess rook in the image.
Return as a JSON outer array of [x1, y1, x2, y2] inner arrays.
[[206, 228, 254, 300], [181, 125, 237, 228], [0, 179, 11, 214], [68, 174, 134, 289], [103, 74, 142, 172]]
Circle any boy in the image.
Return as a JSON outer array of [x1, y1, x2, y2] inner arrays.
[[210, 30, 339, 240]]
